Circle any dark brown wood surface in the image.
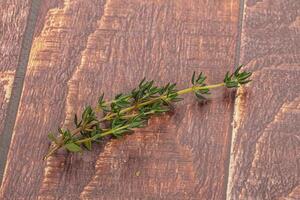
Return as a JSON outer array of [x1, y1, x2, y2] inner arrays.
[[227, 0, 300, 199], [0, 0, 32, 136], [0, 0, 299, 199], [1, 0, 107, 199]]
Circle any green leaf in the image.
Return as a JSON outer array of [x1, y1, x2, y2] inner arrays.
[[114, 129, 129, 136], [65, 143, 82, 152], [74, 114, 81, 127], [196, 72, 206, 84], [82, 106, 93, 121], [234, 64, 243, 76], [172, 97, 183, 102], [239, 79, 252, 84], [195, 92, 206, 100], [58, 128, 64, 135], [224, 71, 230, 82], [239, 72, 252, 80], [98, 93, 104, 103], [226, 82, 238, 88], [139, 78, 146, 88], [192, 71, 196, 84], [47, 133, 57, 144], [74, 114, 78, 125], [168, 83, 177, 91], [83, 140, 92, 151], [62, 129, 71, 139]]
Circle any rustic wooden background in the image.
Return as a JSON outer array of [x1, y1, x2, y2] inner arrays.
[[0, 0, 299, 199]]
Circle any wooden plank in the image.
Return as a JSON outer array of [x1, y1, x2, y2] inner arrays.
[[0, 0, 32, 136], [227, 0, 300, 199], [0, 0, 41, 184], [1, 0, 240, 199], [0, 0, 107, 198]]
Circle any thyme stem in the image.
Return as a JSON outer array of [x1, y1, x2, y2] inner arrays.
[[100, 83, 225, 122], [44, 83, 225, 159], [44, 66, 252, 160]]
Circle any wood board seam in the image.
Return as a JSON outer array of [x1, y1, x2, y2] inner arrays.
[[225, 0, 246, 199], [0, 0, 43, 185]]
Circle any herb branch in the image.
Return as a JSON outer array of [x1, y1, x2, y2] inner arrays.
[[44, 65, 251, 160]]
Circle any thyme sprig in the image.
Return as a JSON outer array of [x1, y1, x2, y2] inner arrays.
[[44, 65, 251, 160]]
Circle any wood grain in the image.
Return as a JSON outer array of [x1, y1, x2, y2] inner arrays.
[[0, 0, 106, 198], [227, 0, 300, 199], [0, 0, 32, 136], [0, 0, 241, 199]]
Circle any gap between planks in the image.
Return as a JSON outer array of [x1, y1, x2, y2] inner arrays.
[[0, 0, 43, 184], [225, 0, 246, 199]]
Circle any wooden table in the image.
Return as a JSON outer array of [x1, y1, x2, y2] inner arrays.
[[0, 0, 299, 199]]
